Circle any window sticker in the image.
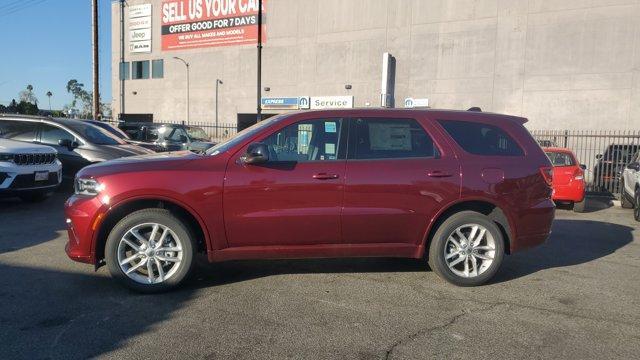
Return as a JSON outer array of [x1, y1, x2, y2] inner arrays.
[[324, 122, 337, 133], [325, 143, 336, 155], [369, 123, 412, 151]]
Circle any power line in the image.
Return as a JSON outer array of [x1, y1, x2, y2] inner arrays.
[[0, 0, 50, 19]]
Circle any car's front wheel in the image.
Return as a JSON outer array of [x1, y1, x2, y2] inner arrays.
[[428, 211, 505, 286], [105, 208, 195, 293]]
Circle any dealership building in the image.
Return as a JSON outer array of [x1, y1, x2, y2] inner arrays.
[[111, 0, 640, 133]]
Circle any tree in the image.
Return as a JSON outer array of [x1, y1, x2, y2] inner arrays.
[[7, 99, 18, 113], [19, 84, 38, 104], [16, 100, 38, 115], [66, 79, 94, 118], [46, 91, 53, 110]]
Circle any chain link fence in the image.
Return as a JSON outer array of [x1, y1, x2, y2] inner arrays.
[[531, 130, 640, 196]]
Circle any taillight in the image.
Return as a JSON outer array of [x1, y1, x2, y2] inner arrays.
[[574, 168, 584, 181], [539, 166, 553, 186]]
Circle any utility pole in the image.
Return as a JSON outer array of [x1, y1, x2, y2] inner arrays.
[[120, 0, 125, 118], [92, 0, 100, 119], [256, 0, 262, 122]]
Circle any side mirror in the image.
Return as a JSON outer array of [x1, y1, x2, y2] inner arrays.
[[242, 143, 269, 165], [58, 138, 78, 150], [596, 154, 602, 160], [628, 162, 640, 171], [580, 164, 587, 170]]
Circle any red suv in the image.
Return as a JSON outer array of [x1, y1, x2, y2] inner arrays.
[[65, 109, 554, 292]]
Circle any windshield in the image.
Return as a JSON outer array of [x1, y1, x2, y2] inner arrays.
[[545, 151, 575, 166], [186, 126, 209, 141], [66, 122, 127, 145], [205, 115, 285, 155]]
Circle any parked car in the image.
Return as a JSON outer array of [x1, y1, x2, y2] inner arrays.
[[0, 115, 154, 179], [0, 138, 62, 202], [118, 122, 215, 153], [83, 119, 163, 152], [65, 109, 555, 292], [621, 150, 640, 221], [537, 139, 557, 148], [592, 144, 640, 192], [543, 147, 586, 212]]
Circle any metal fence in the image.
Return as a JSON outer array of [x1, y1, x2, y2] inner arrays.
[[531, 130, 640, 196], [105, 119, 238, 142]]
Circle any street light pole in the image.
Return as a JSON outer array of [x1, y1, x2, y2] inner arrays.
[[173, 57, 190, 123], [215, 79, 223, 139], [256, 0, 263, 122]]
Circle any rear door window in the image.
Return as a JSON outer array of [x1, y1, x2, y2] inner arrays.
[[349, 118, 438, 160], [438, 120, 524, 156], [545, 152, 575, 166]]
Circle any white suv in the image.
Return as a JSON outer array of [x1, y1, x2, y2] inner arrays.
[[0, 138, 62, 202], [621, 150, 640, 221]]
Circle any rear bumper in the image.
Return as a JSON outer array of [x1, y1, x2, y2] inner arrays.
[[511, 198, 555, 253], [552, 182, 585, 203]]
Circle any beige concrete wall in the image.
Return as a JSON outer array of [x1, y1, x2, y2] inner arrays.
[[112, 0, 640, 130]]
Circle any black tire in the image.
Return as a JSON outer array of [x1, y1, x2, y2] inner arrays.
[[18, 190, 51, 203], [634, 190, 640, 222], [620, 180, 633, 208], [105, 208, 196, 293], [428, 211, 505, 286], [573, 198, 586, 213]]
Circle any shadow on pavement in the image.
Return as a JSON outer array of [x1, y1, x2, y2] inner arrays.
[[0, 262, 196, 360], [495, 219, 634, 283], [0, 190, 70, 254]]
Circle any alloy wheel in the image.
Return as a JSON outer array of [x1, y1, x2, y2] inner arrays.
[[117, 223, 183, 284], [443, 223, 496, 278]]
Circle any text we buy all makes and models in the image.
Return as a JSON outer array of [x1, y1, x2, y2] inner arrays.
[[161, 0, 266, 50]]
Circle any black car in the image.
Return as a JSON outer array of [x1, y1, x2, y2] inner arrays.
[[82, 119, 163, 152], [593, 144, 640, 192], [118, 122, 215, 153], [0, 115, 154, 179]]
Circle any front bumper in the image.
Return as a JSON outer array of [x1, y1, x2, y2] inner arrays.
[[64, 194, 107, 264], [0, 161, 62, 192]]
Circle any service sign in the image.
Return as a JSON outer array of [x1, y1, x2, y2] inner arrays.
[[130, 4, 152, 18], [310, 96, 354, 109], [404, 98, 429, 108], [261, 97, 299, 110], [161, 0, 267, 51]]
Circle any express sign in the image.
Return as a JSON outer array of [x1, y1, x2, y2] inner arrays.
[[161, 0, 266, 51]]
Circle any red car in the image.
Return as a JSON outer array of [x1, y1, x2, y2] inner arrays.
[[65, 109, 555, 292], [543, 147, 586, 212]]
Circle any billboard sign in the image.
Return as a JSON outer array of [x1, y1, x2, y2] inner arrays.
[[161, 0, 267, 51], [310, 96, 354, 109], [129, 4, 152, 53]]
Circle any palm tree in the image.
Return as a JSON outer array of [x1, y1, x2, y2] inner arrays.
[[46, 91, 53, 111]]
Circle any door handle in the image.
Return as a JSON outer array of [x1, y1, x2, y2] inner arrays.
[[313, 173, 339, 180], [427, 170, 452, 178]]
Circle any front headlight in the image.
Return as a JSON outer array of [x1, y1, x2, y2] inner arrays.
[[74, 177, 105, 196]]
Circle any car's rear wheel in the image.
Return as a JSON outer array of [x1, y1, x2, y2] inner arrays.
[[634, 190, 640, 222], [620, 179, 633, 208], [105, 208, 195, 293], [573, 198, 586, 213], [428, 211, 505, 286]]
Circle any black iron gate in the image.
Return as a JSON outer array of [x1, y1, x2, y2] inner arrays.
[[531, 130, 640, 196]]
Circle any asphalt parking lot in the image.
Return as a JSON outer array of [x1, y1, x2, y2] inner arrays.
[[0, 190, 639, 360]]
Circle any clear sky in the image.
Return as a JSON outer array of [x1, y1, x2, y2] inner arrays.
[[0, 0, 112, 110]]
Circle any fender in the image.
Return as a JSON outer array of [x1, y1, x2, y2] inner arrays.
[[418, 195, 517, 257], [90, 193, 213, 260]]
